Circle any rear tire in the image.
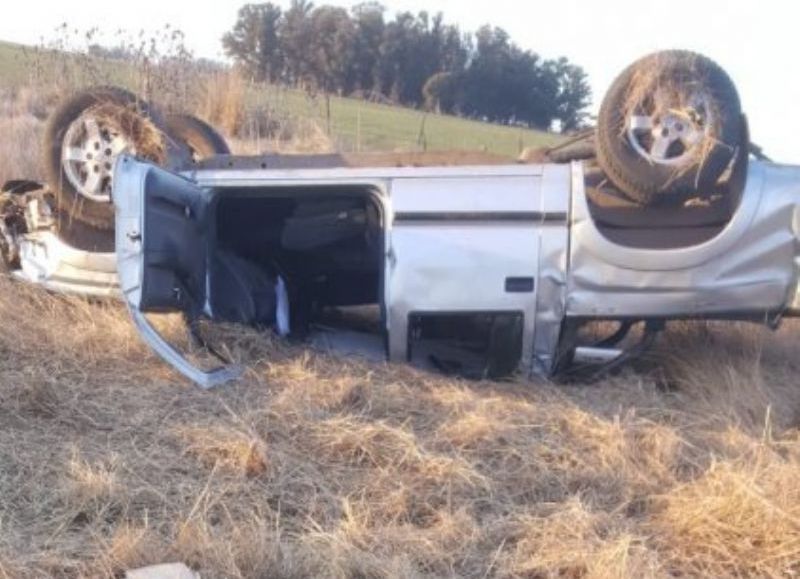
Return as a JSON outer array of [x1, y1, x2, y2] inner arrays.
[[596, 51, 743, 205]]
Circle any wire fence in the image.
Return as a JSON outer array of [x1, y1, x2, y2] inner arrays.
[[243, 84, 560, 156]]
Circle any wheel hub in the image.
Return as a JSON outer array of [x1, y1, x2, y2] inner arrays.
[[62, 113, 136, 203], [625, 91, 712, 167]]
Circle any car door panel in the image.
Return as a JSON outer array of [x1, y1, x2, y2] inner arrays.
[[114, 156, 242, 387]]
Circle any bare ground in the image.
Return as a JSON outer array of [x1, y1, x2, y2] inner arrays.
[[2, 89, 800, 579]]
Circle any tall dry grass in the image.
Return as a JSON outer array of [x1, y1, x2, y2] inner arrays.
[[192, 72, 333, 154], [2, 83, 800, 578], [0, 89, 47, 184], [1, 274, 800, 578]]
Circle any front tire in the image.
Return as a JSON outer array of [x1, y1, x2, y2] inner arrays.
[[42, 86, 166, 229]]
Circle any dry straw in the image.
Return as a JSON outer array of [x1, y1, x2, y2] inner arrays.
[[620, 52, 730, 185]]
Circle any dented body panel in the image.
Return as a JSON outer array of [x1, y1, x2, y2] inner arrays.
[[568, 162, 800, 320], [14, 231, 117, 297]]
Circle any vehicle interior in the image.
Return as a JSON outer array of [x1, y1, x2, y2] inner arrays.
[[211, 186, 384, 332], [209, 184, 526, 378]]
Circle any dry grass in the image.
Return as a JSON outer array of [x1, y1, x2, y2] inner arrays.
[[192, 73, 247, 140], [192, 72, 333, 154], [3, 87, 800, 579], [227, 118, 334, 156], [0, 276, 799, 578], [91, 101, 166, 163], [0, 90, 45, 184], [621, 53, 712, 129]]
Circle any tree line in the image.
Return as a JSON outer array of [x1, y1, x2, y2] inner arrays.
[[223, 1, 592, 131]]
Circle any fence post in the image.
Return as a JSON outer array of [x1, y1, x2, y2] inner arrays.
[[357, 104, 362, 152], [325, 94, 332, 136], [417, 113, 428, 152]]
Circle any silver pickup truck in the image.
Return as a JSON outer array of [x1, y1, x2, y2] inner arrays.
[[3, 50, 798, 387], [99, 149, 797, 387]]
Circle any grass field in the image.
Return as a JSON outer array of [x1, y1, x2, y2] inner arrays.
[[271, 91, 561, 154], [2, 45, 800, 579], [0, 39, 559, 157]]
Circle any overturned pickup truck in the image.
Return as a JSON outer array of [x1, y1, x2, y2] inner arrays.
[[2, 51, 799, 387]]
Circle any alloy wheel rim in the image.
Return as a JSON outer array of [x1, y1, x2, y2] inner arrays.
[[61, 112, 135, 203], [625, 90, 713, 167]]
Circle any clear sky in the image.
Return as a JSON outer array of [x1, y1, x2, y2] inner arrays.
[[2, 0, 798, 162]]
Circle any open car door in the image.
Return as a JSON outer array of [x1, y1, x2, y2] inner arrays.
[[113, 156, 242, 387]]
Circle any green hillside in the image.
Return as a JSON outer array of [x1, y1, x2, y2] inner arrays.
[[314, 95, 557, 154]]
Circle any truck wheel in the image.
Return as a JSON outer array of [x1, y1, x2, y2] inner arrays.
[[596, 51, 743, 205], [165, 113, 230, 165], [42, 86, 166, 229]]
